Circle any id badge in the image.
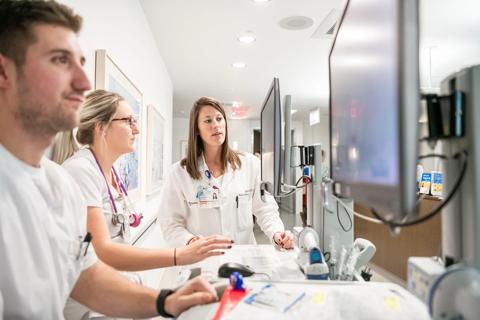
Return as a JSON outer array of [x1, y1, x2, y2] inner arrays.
[[194, 184, 221, 208], [198, 199, 221, 209]]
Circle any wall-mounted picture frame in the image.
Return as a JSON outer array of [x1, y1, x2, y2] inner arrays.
[[180, 140, 188, 160], [146, 104, 165, 195], [95, 49, 143, 202]]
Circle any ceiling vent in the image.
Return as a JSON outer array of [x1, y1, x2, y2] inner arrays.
[[311, 9, 341, 39], [279, 16, 314, 31]]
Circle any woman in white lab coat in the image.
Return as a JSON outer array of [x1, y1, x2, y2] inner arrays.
[[52, 90, 232, 273], [159, 96, 294, 248]]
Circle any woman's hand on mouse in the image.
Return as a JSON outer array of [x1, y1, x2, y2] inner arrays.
[[176, 234, 233, 265], [273, 230, 294, 249]]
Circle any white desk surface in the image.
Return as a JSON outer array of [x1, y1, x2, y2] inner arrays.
[[157, 245, 429, 320]]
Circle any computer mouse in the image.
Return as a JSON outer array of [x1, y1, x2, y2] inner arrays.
[[218, 262, 255, 278]]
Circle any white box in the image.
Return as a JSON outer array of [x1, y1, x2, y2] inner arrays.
[[431, 171, 443, 197], [407, 257, 445, 304], [419, 173, 432, 194]]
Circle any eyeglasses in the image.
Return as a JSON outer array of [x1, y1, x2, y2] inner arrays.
[[111, 116, 138, 128]]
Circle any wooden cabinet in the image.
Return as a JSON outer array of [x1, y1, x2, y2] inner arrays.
[[354, 197, 442, 280]]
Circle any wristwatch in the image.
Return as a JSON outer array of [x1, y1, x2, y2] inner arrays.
[[156, 289, 175, 318]]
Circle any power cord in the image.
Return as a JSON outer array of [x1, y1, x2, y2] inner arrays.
[[370, 150, 468, 228], [418, 153, 448, 160], [336, 199, 353, 232], [331, 194, 383, 224], [253, 272, 271, 279], [277, 175, 312, 198], [361, 267, 373, 281]]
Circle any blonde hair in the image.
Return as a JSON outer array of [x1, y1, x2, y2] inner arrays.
[[180, 96, 241, 179], [51, 89, 123, 164]]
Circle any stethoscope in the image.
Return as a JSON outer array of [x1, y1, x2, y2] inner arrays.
[[88, 148, 142, 232]]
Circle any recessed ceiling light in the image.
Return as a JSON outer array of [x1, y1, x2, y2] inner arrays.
[[238, 34, 256, 44], [232, 62, 246, 69], [291, 109, 297, 114]]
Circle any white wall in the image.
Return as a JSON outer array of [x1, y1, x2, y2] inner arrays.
[[229, 119, 260, 153], [172, 117, 189, 162], [61, 0, 173, 203], [302, 113, 330, 168]]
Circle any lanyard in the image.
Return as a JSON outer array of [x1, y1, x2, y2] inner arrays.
[[201, 155, 221, 187], [205, 169, 212, 180], [88, 148, 126, 214]]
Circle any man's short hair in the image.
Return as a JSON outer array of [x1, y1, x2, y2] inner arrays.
[[0, 0, 82, 67]]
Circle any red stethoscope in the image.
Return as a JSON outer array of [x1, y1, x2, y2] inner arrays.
[[89, 148, 142, 231]]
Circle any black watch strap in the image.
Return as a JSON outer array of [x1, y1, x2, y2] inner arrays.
[[156, 289, 175, 318]]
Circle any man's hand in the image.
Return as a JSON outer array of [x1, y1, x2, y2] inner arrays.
[[164, 277, 218, 317], [273, 230, 294, 249], [177, 235, 233, 265]]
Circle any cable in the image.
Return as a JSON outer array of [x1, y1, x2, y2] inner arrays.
[[323, 251, 331, 263], [371, 150, 468, 228], [253, 272, 271, 280], [276, 188, 297, 198], [282, 183, 298, 190], [281, 176, 311, 192], [335, 200, 353, 232], [418, 154, 448, 160], [295, 175, 311, 186], [418, 137, 431, 142], [332, 194, 383, 224]]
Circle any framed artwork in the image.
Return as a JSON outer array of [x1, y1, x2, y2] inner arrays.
[[180, 140, 188, 160], [146, 104, 165, 195], [95, 49, 143, 202]]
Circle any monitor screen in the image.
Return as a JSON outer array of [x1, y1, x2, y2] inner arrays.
[[260, 78, 282, 197], [329, 0, 419, 219]]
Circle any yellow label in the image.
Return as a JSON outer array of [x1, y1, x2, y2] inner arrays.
[[312, 292, 326, 305], [384, 296, 400, 311]]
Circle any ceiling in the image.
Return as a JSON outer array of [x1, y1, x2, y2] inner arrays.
[[139, 0, 480, 120]]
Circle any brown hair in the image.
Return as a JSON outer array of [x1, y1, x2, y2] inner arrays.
[[0, 0, 82, 67], [51, 90, 123, 164], [181, 96, 242, 179]]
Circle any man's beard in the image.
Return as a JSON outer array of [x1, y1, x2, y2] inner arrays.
[[15, 84, 78, 137]]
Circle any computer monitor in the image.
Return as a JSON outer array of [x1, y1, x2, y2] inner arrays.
[[260, 78, 282, 197], [329, 0, 419, 220]]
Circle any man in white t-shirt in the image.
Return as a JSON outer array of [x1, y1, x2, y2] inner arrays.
[[0, 1, 218, 319]]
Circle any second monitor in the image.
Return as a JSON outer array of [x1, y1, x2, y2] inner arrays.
[[260, 77, 282, 197]]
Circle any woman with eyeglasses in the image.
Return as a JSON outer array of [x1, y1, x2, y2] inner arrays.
[[52, 89, 232, 273], [158, 96, 294, 249]]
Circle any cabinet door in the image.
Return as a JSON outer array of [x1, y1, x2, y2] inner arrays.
[[133, 219, 167, 289]]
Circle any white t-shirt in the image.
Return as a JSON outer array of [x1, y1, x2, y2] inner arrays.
[[62, 148, 128, 243], [0, 144, 97, 319]]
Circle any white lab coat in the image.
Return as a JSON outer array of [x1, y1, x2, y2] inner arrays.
[[158, 152, 285, 246]]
